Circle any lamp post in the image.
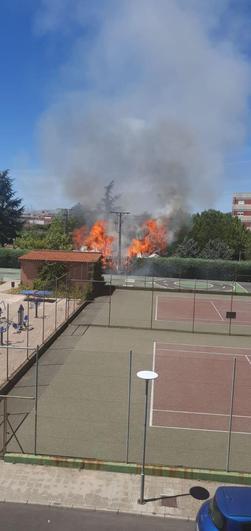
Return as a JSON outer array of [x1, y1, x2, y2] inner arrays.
[[137, 370, 158, 504]]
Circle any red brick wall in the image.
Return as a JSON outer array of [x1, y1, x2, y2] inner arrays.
[[20, 259, 93, 288], [20, 260, 42, 286], [233, 198, 251, 205]]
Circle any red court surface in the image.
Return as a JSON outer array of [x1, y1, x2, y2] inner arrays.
[[150, 341, 251, 434], [156, 295, 251, 325]]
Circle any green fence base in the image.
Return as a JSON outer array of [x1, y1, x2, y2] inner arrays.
[[4, 453, 251, 485]]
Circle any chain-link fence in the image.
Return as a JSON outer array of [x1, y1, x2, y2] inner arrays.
[[74, 276, 251, 336], [1, 348, 251, 474], [0, 274, 83, 387]]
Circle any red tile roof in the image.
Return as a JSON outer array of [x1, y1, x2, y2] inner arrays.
[[19, 250, 102, 263]]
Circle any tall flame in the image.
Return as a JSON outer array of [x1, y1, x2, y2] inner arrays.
[[127, 218, 168, 258], [73, 220, 114, 260]]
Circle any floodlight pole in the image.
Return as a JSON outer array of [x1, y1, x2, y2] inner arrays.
[[137, 370, 158, 504], [110, 211, 130, 271]]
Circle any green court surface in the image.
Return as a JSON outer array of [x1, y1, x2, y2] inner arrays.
[[175, 279, 248, 293], [0, 268, 20, 281], [2, 287, 251, 475]]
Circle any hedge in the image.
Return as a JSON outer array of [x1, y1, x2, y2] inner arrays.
[[131, 257, 251, 282], [0, 248, 28, 268]]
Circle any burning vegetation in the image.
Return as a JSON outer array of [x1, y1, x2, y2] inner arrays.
[[73, 217, 168, 268], [73, 220, 114, 263], [127, 218, 168, 258]]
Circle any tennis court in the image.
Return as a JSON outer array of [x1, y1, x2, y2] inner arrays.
[[2, 287, 251, 474], [151, 341, 251, 434], [156, 294, 251, 325]]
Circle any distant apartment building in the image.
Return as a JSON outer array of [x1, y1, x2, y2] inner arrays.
[[22, 210, 55, 227], [232, 193, 251, 230]]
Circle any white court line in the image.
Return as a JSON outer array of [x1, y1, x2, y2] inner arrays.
[[156, 341, 251, 351], [245, 355, 251, 366], [157, 294, 251, 306], [155, 295, 159, 322], [156, 316, 226, 323], [210, 301, 224, 321], [150, 424, 251, 435], [156, 347, 245, 358], [149, 341, 156, 428], [153, 408, 251, 419]]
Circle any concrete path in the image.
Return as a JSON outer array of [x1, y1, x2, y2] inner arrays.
[[0, 460, 224, 520]]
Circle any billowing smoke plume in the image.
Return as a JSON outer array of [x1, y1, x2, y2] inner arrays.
[[37, 0, 251, 215]]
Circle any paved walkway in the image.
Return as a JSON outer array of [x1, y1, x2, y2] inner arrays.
[[0, 460, 228, 520], [0, 280, 79, 385]]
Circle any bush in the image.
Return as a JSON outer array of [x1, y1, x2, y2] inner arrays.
[[0, 248, 28, 268], [131, 257, 251, 282], [33, 262, 67, 290]]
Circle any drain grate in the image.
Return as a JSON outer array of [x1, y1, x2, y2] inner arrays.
[[161, 497, 177, 507]]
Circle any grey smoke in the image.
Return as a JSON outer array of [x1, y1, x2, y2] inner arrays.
[[37, 0, 251, 215]]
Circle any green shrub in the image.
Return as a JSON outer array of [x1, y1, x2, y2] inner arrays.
[[0, 248, 28, 268]]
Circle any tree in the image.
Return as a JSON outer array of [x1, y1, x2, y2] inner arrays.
[[0, 170, 24, 246], [175, 238, 200, 258], [15, 225, 48, 249], [45, 216, 72, 250], [33, 262, 67, 290], [190, 209, 249, 260], [199, 239, 234, 260], [98, 181, 120, 218]]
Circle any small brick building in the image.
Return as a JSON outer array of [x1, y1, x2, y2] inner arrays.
[[19, 250, 102, 288]]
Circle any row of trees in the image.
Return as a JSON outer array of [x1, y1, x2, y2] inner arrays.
[[171, 210, 251, 261], [1, 169, 251, 261]]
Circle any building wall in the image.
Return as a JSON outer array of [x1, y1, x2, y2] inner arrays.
[[20, 260, 96, 288], [20, 261, 42, 286], [232, 194, 251, 230]]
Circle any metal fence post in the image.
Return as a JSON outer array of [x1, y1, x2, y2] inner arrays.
[[226, 356, 236, 472], [55, 277, 58, 331], [34, 346, 39, 455], [6, 304, 9, 380], [42, 291, 45, 344], [228, 288, 234, 336], [3, 398, 7, 456], [192, 289, 196, 333], [150, 278, 154, 329], [108, 280, 112, 326], [126, 350, 133, 463], [26, 298, 30, 359], [65, 276, 68, 321]]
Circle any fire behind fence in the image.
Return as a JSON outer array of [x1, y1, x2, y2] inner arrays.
[[0, 348, 250, 474], [72, 275, 251, 336]]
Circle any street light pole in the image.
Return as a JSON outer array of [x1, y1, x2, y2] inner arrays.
[[137, 370, 158, 504]]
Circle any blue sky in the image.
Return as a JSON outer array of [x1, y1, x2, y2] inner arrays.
[[1, 0, 251, 214]]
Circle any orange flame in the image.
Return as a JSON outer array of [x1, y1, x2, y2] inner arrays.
[[73, 220, 114, 261], [127, 218, 168, 258], [72, 226, 88, 249]]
